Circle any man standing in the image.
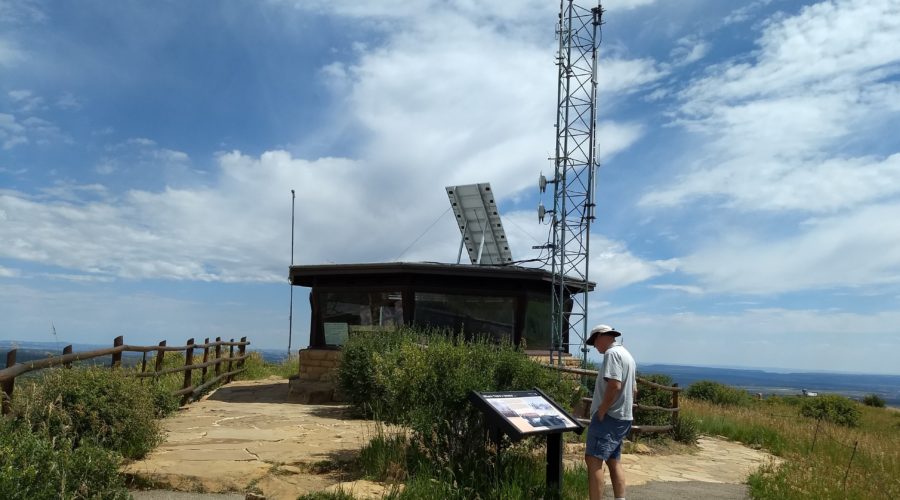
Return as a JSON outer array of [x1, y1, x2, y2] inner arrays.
[[584, 324, 637, 500]]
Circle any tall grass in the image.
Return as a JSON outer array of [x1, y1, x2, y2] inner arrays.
[[298, 492, 358, 500], [129, 348, 298, 403], [0, 418, 129, 499], [684, 397, 899, 499], [235, 351, 299, 380], [353, 427, 591, 500]]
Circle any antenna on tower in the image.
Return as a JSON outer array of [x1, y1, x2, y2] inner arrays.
[[288, 189, 296, 357], [543, 0, 603, 368]]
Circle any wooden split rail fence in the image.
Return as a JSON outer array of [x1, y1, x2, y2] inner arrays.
[[0, 335, 250, 414], [544, 364, 681, 435]]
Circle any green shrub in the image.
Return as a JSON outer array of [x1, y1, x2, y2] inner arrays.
[[862, 394, 886, 408], [149, 379, 181, 418], [0, 418, 128, 499], [799, 394, 861, 427], [634, 373, 675, 427], [13, 367, 164, 459], [339, 328, 584, 491], [338, 329, 414, 418], [670, 413, 699, 444], [142, 351, 187, 396], [686, 380, 752, 406]]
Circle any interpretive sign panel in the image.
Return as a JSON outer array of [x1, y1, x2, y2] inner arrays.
[[470, 387, 583, 497], [469, 388, 583, 440]]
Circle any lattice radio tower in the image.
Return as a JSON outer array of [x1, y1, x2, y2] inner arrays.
[[538, 1, 602, 367]]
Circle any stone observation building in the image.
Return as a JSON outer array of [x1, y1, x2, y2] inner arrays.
[[288, 262, 593, 402]]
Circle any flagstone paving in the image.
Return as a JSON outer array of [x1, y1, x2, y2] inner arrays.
[[566, 437, 779, 486], [126, 379, 778, 499]]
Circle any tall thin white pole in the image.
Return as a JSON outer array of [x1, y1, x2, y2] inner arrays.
[[288, 189, 296, 356]]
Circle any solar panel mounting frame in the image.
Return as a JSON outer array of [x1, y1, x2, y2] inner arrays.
[[446, 183, 513, 265]]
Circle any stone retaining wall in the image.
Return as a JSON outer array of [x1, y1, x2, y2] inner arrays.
[[290, 349, 343, 404], [298, 349, 342, 383]]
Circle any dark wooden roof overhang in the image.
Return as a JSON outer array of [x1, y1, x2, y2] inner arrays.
[[289, 262, 595, 294]]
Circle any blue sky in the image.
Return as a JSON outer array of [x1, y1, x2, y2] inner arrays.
[[2, 0, 899, 374]]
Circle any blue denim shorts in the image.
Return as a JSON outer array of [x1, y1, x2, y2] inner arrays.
[[585, 414, 632, 461]]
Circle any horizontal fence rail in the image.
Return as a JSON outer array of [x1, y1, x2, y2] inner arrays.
[[542, 363, 680, 435], [0, 335, 250, 414]]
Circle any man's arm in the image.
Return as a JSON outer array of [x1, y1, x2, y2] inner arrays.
[[595, 378, 622, 421]]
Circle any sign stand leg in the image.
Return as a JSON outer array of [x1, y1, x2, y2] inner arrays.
[[491, 425, 502, 487], [546, 432, 563, 498]]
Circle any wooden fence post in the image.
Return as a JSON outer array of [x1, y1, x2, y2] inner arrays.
[[671, 383, 680, 427], [4, 349, 16, 368], [227, 339, 235, 383], [843, 440, 859, 489], [238, 336, 247, 368], [63, 345, 73, 369], [214, 337, 223, 378], [201, 337, 210, 383], [154, 340, 167, 376], [181, 338, 195, 405], [1, 349, 17, 415], [810, 418, 821, 453], [111, 335, 124, 368]]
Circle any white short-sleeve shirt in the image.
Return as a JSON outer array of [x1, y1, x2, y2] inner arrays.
[[590, 343, 636, 421]]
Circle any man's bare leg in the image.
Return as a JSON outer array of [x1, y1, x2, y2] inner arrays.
[[585, 455, 605, 500], [606, 458, 626, 498]]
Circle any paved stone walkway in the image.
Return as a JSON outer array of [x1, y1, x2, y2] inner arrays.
[[126, 378, 392, 499], [126, 379, 777, 499], [624, 437, 774, 486], [564, 437, 778, 499]]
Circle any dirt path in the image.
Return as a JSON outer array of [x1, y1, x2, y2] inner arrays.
[[126, 379, 777, 499]]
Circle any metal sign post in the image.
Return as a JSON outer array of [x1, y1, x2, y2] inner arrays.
[[469, 388, 584, 498], [546, 432, 564, 497]]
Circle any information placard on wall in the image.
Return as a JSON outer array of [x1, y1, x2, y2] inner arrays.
[[323, 322, 349, 345]]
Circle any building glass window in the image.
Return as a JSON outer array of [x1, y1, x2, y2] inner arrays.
[[414, 292, 514, 343], [523, 295, 552, 351], [321, 291, 404, 346]]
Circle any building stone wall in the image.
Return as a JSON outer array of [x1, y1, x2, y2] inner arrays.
[[290, 349, 343, 403], [298, 348, 342, 382]]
